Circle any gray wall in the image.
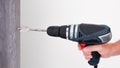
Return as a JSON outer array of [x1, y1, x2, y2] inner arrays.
[[0, 0, 20, 68]]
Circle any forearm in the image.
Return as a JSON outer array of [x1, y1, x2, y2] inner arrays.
[[111, 40, 120, 56]]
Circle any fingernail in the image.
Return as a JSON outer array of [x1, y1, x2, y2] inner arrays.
[[89, 56, 92, 58], [85, 56, 92, 61], [86, 57, 90, 61]]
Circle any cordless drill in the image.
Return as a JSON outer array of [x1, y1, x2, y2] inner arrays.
[[47, 23, 112, 68]]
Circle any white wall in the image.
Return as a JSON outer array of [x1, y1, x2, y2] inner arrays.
[[21, 0, 120, 68]]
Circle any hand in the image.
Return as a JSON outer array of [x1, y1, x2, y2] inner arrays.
[[78, 40, 120, 61]]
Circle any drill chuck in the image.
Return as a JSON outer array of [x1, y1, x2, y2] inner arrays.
[[47, 25, 68, 39]]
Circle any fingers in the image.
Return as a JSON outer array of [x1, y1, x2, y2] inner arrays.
[[78, 44, 92, 60], [82, 51, 92, 61], [79, 44, 102, 60], [78, 44, 93, 60]]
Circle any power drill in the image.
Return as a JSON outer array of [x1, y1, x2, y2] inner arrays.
[[47, 23, 112, 68]]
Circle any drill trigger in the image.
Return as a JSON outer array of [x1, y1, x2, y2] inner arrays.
[[79, 43, 86, 49]]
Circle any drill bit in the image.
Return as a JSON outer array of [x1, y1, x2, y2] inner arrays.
[[29, 28, 47, 32], [18, 26, 47, 32]]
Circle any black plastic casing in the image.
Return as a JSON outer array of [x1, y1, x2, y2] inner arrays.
[[47, 23, 112, 66]]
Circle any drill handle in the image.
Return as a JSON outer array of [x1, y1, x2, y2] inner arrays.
[[88, 51, 100, 66]]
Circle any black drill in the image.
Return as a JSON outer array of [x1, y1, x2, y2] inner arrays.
[[47, 23, 112, 68]]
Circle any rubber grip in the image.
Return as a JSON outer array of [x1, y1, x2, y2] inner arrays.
[[88, 51, 100, 66]]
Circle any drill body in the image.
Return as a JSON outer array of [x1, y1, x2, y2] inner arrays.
[[47, 23, 112, 67]]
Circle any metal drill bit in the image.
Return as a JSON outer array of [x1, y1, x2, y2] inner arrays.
[[18, 26, 47, 32], [29, 28, 47, 32]]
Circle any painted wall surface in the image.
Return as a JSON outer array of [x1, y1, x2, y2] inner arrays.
[[21, 0, 120, 68]]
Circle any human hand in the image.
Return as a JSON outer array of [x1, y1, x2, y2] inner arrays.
[[78, 40, 120, 61]]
